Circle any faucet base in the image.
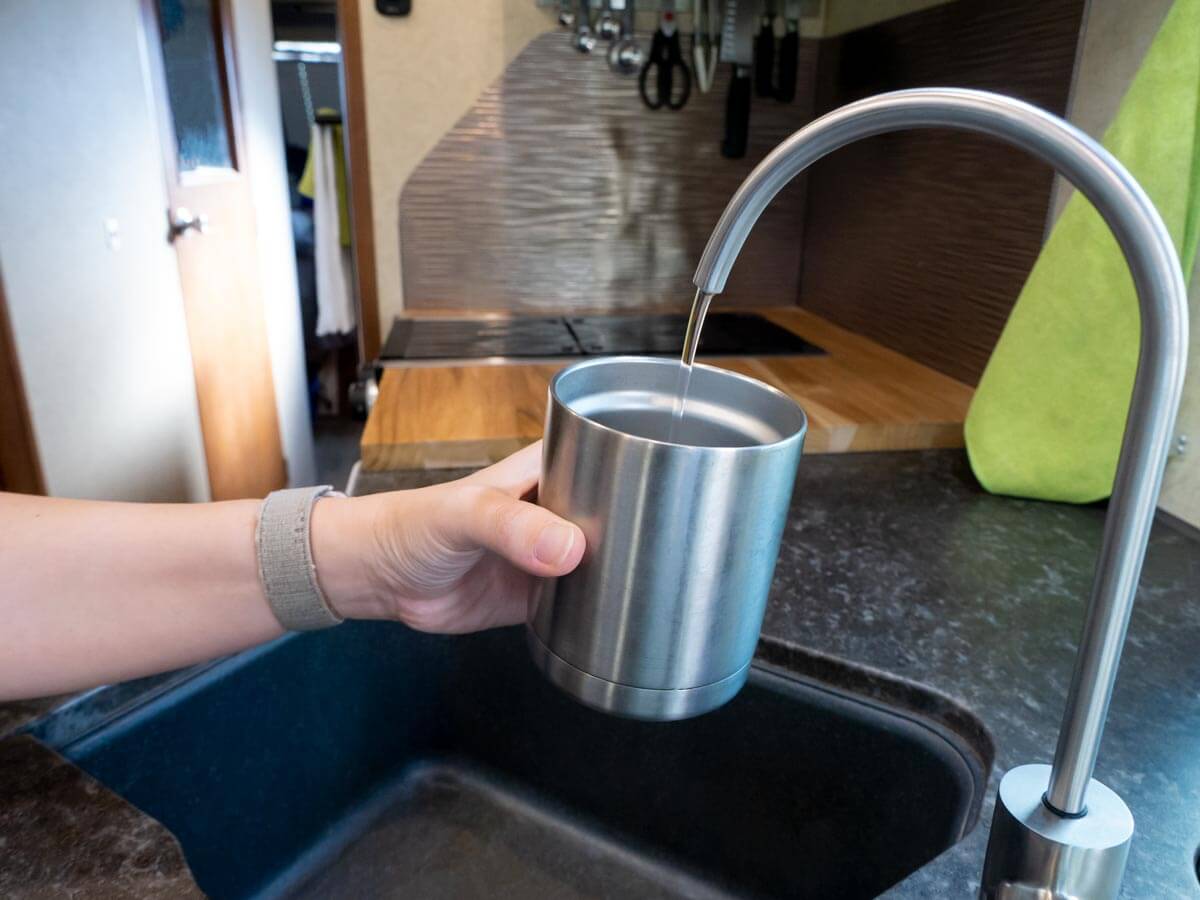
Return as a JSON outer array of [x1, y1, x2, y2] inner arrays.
[[980, 764, 1133, 899]]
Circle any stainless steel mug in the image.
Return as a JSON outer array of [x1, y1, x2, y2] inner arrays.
[[528, 356, 807, 721]]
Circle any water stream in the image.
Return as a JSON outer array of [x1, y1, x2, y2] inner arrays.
[[666, 288, 715, 443]]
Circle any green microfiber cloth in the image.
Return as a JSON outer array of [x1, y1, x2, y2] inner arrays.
[[964, 0, 1200, 503]]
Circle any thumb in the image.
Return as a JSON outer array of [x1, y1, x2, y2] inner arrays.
[[442, 485, 586, 577]]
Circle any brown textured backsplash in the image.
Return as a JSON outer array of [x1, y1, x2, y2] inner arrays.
[[399, 31, 820, 313], [798, 0, 1085, 384]]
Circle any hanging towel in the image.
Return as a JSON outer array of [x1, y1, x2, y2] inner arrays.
[[303, 122, 356, 337], [298, 113, 352, 248], [964, 0, 1200, 503]]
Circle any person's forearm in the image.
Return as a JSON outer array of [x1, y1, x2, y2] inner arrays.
[[0, 441, 584, 701], [0, 493, 289, 700]]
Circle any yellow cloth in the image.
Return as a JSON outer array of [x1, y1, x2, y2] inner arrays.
[[964, 0, 1200, 503], [298, 112, 351, 248]]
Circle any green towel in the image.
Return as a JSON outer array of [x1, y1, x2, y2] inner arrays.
[[964, 0, 1200, 504]]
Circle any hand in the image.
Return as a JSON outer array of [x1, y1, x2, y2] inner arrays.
[[311, 442, 585, 634]]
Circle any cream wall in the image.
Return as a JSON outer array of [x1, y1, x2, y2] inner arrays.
[[1055, 0, 1200, 525], [1049, 0, 1174, 223], [357, 0, 556, 325]]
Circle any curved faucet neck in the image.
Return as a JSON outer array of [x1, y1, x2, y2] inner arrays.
[[694, 87, 1188, 817]]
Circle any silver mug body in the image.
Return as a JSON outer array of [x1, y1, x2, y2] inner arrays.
[[528, 356, 806, 721]]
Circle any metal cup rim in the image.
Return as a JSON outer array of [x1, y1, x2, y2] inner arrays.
[[548, 355, 808, 453]]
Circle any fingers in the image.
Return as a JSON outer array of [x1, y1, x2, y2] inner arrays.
[[442, 485, 585, 578], [435, 443, 585, 579], [463, 441, 543, 498]]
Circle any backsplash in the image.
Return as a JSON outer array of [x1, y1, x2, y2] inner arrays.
[[399, 31, 819, 313], [797, 0, 1086, 383], [398, 5, 1088, 387]]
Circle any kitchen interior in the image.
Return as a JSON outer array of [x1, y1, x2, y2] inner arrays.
[[1, 0, 1199, 897]]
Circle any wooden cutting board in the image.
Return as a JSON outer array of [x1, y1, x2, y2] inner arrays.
[[361, 307, 973, 470]]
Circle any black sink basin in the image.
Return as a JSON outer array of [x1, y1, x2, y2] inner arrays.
[[44, 624, 986, 899]]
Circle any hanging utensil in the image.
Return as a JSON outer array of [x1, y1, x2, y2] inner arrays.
[[573, 0, 596, 52], [639, 4, 691, 110], [720, 0, 756, 157], [753, 1, 776, 98], [608, 0, 644, 75], [775, 0, 800, 102], [597, 0, 621, 40], [557, 0, 575, 29], [692, 0, 720, 93]]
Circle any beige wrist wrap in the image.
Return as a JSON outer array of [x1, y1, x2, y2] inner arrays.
[[255, 486, 344, 631]]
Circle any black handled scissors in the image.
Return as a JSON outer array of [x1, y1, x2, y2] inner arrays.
[[638, 13, 691, 111]]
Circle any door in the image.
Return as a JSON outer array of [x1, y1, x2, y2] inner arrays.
[[141, 0, 286, 499], [0, 268, 43, 495]]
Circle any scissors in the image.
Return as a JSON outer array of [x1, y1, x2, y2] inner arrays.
[[638, 9, 691, 110]]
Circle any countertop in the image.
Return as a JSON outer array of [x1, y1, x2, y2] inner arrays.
[[762, 451, 1200, 897], [4, 450, 1200, 897], [0, 735, 203, 898], [361, 308, 974, 470], [356, 450, 1200, 898]]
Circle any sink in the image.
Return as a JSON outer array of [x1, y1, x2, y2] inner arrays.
[[42, 624, 986, 899]]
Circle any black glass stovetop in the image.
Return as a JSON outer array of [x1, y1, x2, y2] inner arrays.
[[380, 312, 824, 361]]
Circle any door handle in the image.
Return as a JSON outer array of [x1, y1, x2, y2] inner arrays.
[[168, 207, 208, 241]]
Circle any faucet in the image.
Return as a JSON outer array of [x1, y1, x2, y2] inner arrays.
[[693, 88, 1189, 899]]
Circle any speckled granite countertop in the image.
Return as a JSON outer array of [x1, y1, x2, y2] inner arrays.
[[762, 450, 1200, 898], [0, 694, 71, 738], [355, 450, 1200, 899], [0, 735, 203, 898], [4, 450, 1199, 897]]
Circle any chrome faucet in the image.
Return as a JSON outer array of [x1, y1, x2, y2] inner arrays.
[[693, 88, 1189, 899]]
